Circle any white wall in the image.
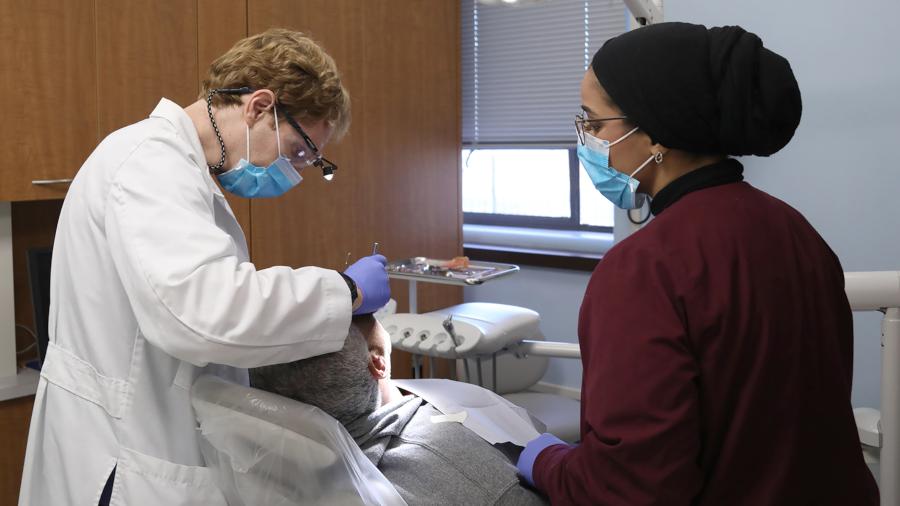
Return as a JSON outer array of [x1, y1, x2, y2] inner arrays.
[[465, 0, 900, 409]]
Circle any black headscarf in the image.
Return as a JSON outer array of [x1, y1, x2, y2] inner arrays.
[[591, 22, 801, 157]]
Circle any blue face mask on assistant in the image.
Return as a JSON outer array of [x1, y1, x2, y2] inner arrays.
[[217, 103, 303, 199], [577, 127, 654, 210]]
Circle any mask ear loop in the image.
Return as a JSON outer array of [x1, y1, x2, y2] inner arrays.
[[629, 154, 656, 178], [272, 102, 283, 157], [608, 125, 647, 177], [628, 145, 664, 178], [245, 123, 251, 161], [609, 126, 640, 147]]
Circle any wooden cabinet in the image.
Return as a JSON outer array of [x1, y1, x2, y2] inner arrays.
[[0, 1, 213, 203], [0, 1, 98, 201], [96, 0, 199, 137]]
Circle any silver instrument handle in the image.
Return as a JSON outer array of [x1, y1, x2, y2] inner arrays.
[[31, 178, 73, 185]]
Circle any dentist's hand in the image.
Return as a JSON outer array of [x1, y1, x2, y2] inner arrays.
[[344, 254, 390, 315], [517, 433, 568, 487]]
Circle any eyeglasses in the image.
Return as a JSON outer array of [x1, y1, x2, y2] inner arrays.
[[574, 113, 629, 145], [278, 103, 339, 181]]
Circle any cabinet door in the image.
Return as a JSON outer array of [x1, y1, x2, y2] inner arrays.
[[96, 0, 199, 137], [0, 1, 98, 201]]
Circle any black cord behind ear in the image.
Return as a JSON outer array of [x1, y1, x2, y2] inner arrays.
[[206, 87, 256, 173]]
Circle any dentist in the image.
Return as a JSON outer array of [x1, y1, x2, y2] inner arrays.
[[20, 28, 389, 505]]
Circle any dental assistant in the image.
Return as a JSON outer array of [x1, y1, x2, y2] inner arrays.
[[517, 23, 879, 505], [19, 29, 389, 506]]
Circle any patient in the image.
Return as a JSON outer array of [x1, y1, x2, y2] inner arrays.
[[250, 315, 548, 506]]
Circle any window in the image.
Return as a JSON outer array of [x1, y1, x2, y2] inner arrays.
[[461, 0, 628, 235], [463, 148, 615, 230]]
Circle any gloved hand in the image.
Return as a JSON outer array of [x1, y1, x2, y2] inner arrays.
[[344, 254, 390, 315], [517, 433, 568, 487]]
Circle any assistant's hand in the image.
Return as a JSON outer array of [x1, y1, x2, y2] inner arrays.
[[517, 433, 568, 487], [344, 254, 390, 315]]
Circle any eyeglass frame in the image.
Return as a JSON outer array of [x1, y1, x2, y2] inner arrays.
[[277, 102, 338, 181], [574, 112, 629, 145]]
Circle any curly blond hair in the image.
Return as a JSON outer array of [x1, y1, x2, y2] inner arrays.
[[200, 28, 351, 139]]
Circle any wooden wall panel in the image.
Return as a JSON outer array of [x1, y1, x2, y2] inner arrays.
[[0, 396, 34, 506], [247, 0, 369, 272], [198, 0, 252, 249], [0, 1, 97, 201], [248, 0, 462, 380], [198, 0, 248, 72], [96, 0, 199, 137], [358, 0, 462, 264], [359, 0, 463, 320]]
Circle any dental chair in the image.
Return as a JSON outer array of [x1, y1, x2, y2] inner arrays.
[[191, 374, 406, 506], [380, 303, 582, 443]]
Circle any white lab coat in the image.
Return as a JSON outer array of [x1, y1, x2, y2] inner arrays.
[[19, 99, 352, 506]]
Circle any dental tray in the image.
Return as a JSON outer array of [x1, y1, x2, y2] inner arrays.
[[386, 257, 519, 286]]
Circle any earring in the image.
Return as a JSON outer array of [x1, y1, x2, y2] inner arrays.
[[654, 152, 664, 164]]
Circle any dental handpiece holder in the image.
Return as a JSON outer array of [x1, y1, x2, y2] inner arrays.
[[381, 303, 542, 359]]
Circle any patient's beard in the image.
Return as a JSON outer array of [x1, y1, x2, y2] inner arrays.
[[378, 378, 404, 406]]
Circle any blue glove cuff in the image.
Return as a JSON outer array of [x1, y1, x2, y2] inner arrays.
[[344, 255, 390, 315], [517, 433, 567, 487]]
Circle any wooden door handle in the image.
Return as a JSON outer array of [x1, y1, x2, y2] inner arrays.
[[31, 178, 73, 185]]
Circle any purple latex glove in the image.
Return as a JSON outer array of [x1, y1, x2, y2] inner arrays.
[[517, 433, 568, 487], [344, 254, 390, 315]]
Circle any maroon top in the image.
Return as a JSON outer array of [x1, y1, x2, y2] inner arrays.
[[534, 175, 878, 505]]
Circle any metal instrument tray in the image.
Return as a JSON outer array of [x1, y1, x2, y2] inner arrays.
[[386, 257, 519, 286]]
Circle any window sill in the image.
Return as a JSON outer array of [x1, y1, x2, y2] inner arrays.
[[462, 224, 612, 272]]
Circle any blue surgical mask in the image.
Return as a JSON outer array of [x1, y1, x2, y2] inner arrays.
[[577, 127, 653, 209], [217, 103, 303, 198]]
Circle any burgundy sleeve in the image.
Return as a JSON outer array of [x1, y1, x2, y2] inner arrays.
[[532, 250, 705, 505]]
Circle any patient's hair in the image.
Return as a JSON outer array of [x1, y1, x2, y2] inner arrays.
[[249, 318, 379, 426]]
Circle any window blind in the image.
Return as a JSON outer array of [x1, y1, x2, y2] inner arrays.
[[462, 0, 628, 145]]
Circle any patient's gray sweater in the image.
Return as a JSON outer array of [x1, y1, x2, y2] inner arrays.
[[344, 395, 548, 506]]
